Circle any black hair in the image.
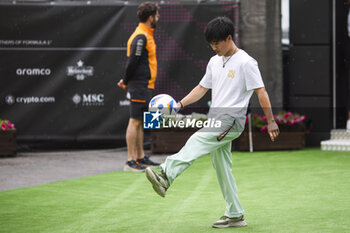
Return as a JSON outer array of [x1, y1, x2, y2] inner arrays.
[[137, 2, 159, 23], [204, 16, 235, 43]]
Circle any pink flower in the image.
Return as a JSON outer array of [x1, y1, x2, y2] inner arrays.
[[276, 115, 283, 122], [300, 115, 306, 122], [1, 123, 7, 131], [292, 116, 301, 123], [284, 112, 292, 119], [10, 124, 15, 129], [262, 116, 267, 121], [260, 125, 267, 132], [288, 120, 295, 126]]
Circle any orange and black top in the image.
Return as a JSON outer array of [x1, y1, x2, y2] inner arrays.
[[124, 23, 157, 90]]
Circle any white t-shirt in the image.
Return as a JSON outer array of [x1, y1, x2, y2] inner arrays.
[[199, 49, 264, 127]]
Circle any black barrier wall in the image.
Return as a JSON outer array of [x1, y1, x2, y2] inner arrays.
[[289, 0, 333, 146], [0, 1, 239, 144]]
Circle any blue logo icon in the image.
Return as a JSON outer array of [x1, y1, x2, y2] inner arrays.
[[143, 111, 162, 129]]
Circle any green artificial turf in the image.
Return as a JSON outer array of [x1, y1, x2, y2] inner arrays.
[[1, 149, 350, 233]]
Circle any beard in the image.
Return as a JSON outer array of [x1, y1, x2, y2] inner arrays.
[[150, 17, 158, 28], [151, 20, 157, 29]]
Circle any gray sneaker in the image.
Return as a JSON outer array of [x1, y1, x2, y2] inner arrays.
[[212, 215, 247, 228], [145, 167, 169, 197]]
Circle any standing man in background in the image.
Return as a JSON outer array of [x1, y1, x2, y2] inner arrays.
[[118, 2, 160, 172]]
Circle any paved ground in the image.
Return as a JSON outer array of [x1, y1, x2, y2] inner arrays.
[[0, 148, 167, 191]]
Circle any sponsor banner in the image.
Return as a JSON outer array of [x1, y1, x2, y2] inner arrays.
[[0, 1, 240, 142], [0, 48, 126, 136]]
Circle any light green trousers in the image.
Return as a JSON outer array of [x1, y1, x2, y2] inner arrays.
[[160, 114, 244, 218]]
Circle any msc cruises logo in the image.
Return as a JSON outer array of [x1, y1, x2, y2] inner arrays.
[[72, 93, 104, 106], [66, 60, 94, 81]]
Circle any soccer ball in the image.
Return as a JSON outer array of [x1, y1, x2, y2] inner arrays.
[[149, 94, 178, 115]]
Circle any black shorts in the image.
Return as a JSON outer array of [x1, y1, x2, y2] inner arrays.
[[129, 88, 153, 119]]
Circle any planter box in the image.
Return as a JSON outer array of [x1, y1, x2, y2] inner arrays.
[[0, 129, 17, 156], [235, 125, 305, 151], [150, 128, 198, 153], [151, 124, 306, 153]]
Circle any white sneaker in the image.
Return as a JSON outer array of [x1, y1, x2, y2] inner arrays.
[[145, 167, 169, 197], [212, 216, 247, 228], [347, 119, 350, 131]]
